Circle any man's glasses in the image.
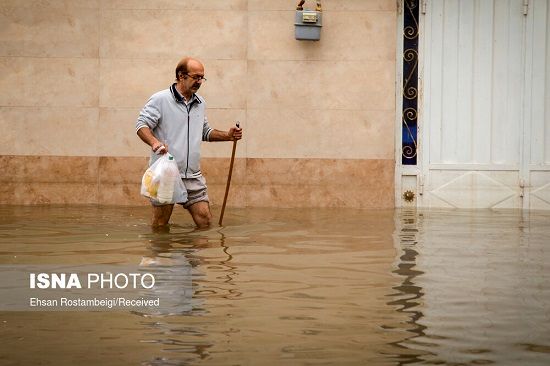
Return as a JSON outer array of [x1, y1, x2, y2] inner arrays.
[[185, 74, 207, 82]]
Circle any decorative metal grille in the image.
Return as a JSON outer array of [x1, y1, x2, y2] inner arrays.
[[402, 0, 419, 165]]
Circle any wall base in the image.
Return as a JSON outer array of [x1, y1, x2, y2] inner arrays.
[[0, 156, 394, 208]]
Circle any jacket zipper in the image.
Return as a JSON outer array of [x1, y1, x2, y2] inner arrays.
[[184, 100, 198, 178], [185, 104, 191, 178]]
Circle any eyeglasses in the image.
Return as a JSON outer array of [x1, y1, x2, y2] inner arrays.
[[185, 74, 207, 82]]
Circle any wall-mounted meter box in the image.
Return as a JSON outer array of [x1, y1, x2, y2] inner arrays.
[[295, 10, 322, 41]]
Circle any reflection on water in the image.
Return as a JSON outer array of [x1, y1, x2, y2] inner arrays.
[[389, 209, 550, 366], [0, 205, 549, 365], [386, 209, 429, 364]]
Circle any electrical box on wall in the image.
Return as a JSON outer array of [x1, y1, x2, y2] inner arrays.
[[295, 1, 322, 41]]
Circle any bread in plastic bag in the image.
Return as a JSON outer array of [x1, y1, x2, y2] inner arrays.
[[141, 154, 187, 205]]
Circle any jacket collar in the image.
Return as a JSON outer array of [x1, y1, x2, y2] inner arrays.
[[170, 83, 202, 105]]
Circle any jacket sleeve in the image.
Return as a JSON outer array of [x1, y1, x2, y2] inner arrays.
[[136, 95, 161, 132], [202, 115, 213, 141]]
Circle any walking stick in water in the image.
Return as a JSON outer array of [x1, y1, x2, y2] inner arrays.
[[219, 122, 239, 226]]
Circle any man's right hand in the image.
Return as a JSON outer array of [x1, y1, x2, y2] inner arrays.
[[152, 142, 168, 154]]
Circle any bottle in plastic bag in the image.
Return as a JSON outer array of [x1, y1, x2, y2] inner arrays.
[[157, 154, 180, 204]]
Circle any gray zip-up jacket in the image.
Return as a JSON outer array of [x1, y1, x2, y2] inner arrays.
[[136, 84, 213, 178]]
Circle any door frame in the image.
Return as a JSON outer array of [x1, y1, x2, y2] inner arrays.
[[396, 0, 548, 210]]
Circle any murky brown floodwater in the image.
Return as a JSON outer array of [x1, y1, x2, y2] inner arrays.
[[0, 205, 549, 365]]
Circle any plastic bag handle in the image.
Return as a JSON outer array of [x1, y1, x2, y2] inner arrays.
[[296, 0, 322, 12]]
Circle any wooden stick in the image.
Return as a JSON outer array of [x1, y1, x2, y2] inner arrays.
[[218, 123, 239, 226]]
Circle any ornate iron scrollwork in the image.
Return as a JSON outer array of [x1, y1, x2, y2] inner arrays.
[[402, 0, 419, 165]]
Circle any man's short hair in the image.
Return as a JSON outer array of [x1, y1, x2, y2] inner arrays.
[[175, 57, 191, 81]]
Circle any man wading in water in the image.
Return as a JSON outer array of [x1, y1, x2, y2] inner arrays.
[[136, 57, 243, 228]]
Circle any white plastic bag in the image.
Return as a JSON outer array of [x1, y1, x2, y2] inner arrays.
[[141, 154, 187, 204]]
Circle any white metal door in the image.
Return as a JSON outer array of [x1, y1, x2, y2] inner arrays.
[[524, 0, 550, 210], [413, 0, 550, 209]]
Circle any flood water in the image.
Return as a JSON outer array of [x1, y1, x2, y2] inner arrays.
[[0, 205, 549, 365]]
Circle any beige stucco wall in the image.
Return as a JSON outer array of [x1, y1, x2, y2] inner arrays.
[[0, 0, 396, 208]]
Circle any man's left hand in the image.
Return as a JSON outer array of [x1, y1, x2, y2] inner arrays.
[[228, 126, 243, 141]]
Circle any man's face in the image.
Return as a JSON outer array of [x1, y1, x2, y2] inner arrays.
[[179, 60, 205, 95]]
